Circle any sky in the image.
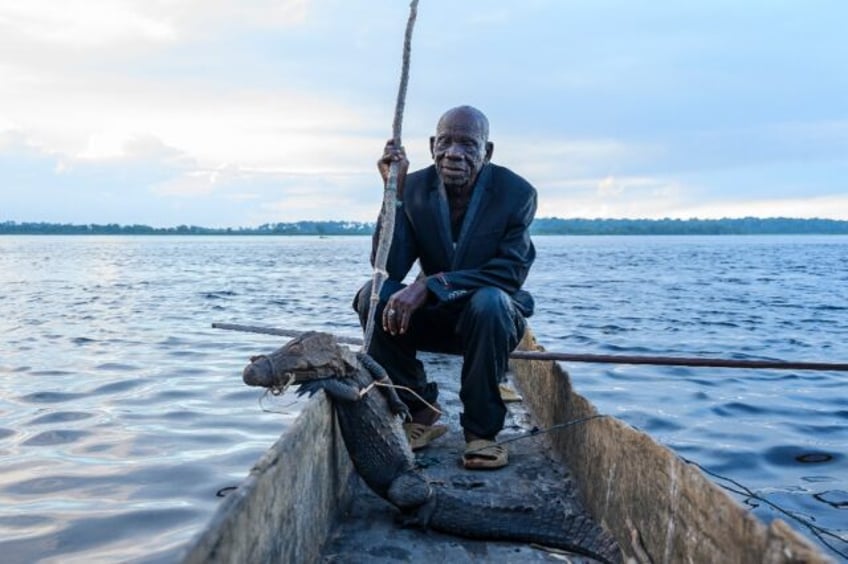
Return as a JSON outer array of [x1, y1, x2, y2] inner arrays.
[[0, 0, 846, 228]]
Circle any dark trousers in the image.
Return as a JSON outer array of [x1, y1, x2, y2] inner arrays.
[[354, 281, 526, 439]]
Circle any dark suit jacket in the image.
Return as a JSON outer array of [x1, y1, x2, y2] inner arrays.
[[373, 163, 537, 316]]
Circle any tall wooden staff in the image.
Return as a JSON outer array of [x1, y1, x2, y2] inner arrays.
[[362, 0, 419, 352]]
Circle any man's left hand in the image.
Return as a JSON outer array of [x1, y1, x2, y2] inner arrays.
[[383, 279, 429, 336]]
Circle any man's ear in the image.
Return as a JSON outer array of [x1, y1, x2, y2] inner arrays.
[[429, 136, 436, 159], [484, 141, 494, 163]]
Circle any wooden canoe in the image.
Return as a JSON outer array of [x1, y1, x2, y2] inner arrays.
[[180, 331, 831, 563]]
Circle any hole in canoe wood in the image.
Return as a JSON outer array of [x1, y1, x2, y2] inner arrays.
[[796, 452, 833, 464]]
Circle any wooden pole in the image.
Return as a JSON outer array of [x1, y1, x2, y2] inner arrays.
[[362, 0, 420, 353], [212, 323, 848, 372], [506, 350, 848, 371]]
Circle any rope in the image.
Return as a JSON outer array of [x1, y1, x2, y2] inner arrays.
[[681, 457, 847, 559], [362, 0, 420, 353], [373, 377, 443, 418]]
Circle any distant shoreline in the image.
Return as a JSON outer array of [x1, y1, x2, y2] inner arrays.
[[2, 217, 847, 236]]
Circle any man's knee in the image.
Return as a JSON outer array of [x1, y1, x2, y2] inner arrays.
[[353, 280, 372, 313], [352, 280, 375, 329], [353, 279, 407, 318], [462, 287, 525, 345], [467, 287, 513, 318]]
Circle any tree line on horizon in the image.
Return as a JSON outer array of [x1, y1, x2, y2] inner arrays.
[[1, 217, 847, 236]]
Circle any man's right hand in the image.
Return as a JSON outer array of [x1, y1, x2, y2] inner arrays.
[[378, 139, 409, 191], [382, 279, 428, 336]]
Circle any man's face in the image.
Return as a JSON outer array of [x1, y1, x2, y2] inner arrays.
[[430, 110, 491, 191]]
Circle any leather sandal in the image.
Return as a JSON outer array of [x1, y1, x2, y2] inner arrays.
[[403, 422, 448, 451], [463, 439, 508, 470], [498, 383, 522, 403]]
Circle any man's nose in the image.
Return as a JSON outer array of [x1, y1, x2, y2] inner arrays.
[[444, 143, 463, 158]]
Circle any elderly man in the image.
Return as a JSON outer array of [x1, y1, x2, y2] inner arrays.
[[354, 105, 537, 469]]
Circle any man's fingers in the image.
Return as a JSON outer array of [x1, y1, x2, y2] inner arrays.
[[383, 308, 392, 332], [383, 303, 400, 335], [399, 310, 411, 334], [381, 303, 413, 336]]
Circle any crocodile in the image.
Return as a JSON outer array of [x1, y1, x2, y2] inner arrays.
[[243, 331, 621, 563]]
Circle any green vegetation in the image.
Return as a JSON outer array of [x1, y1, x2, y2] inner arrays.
[[530, 217, 848, 235], [1, 217, 847, 236], [0, 221, 373, 236]]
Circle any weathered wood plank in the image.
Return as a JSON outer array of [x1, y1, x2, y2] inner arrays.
[[180, 394, 352, 563], [510, 331, 831, 564]]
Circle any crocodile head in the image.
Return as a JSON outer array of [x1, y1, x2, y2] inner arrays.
[[242, 331, 359, 389]]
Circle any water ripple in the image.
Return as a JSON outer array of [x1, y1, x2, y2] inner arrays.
[[22, 430, 92, 447], [1, 234, 845, 561], [28, 412, 94, 425], [18, 392, 88, 404]]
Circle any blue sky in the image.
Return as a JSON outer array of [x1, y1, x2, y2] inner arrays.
[[1, 0, 845, 227]]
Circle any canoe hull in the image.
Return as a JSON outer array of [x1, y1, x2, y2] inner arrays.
[[181, 394, 352, 563], [511, 331, 830, 564], [181, 330, 831, 563]]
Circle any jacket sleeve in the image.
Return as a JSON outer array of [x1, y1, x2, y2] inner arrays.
[[425, 189, 536, 304]]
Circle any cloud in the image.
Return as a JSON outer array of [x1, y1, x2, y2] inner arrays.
[[151, 171, 218, 197], [0, 2, 176, 48], [0, 0, 330, 169], [663, 194, 848, 220], [0, 0, 308, 50], [498, 136, 658, 181], [0, 62, 380, 174], [1, 1, 847, 225], [536, 175, 686, 219], [148, 163, 383, 225], [0, 125, 385, 227], [597, 176, 624, 197], [535, 169, 848, 221], [237, 172, 383, 224]]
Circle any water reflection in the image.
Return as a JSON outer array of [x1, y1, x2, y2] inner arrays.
[[0, 234, 845, 560]]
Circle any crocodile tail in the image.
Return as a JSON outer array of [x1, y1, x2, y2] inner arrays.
[[428, 491, 622, 564]]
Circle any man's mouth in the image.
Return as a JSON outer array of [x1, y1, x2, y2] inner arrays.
[[440, 165, 466, 176]]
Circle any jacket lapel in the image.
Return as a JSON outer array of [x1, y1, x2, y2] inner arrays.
[[451, 164, 491, 269], [430, 172, 455, 265]]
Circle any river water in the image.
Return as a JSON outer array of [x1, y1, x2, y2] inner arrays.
[[1, 235, 846, 562]]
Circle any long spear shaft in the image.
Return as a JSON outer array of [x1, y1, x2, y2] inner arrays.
[[211, 323, 848, 372], [362, 0, 419, 353]]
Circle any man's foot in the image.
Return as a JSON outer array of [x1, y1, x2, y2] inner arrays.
[[403, 401, 445, 451], [462, 439, 508, 470], [410, 402, 442, 426], [498, 383, 522, 403], [404, 422, 448, 451]]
